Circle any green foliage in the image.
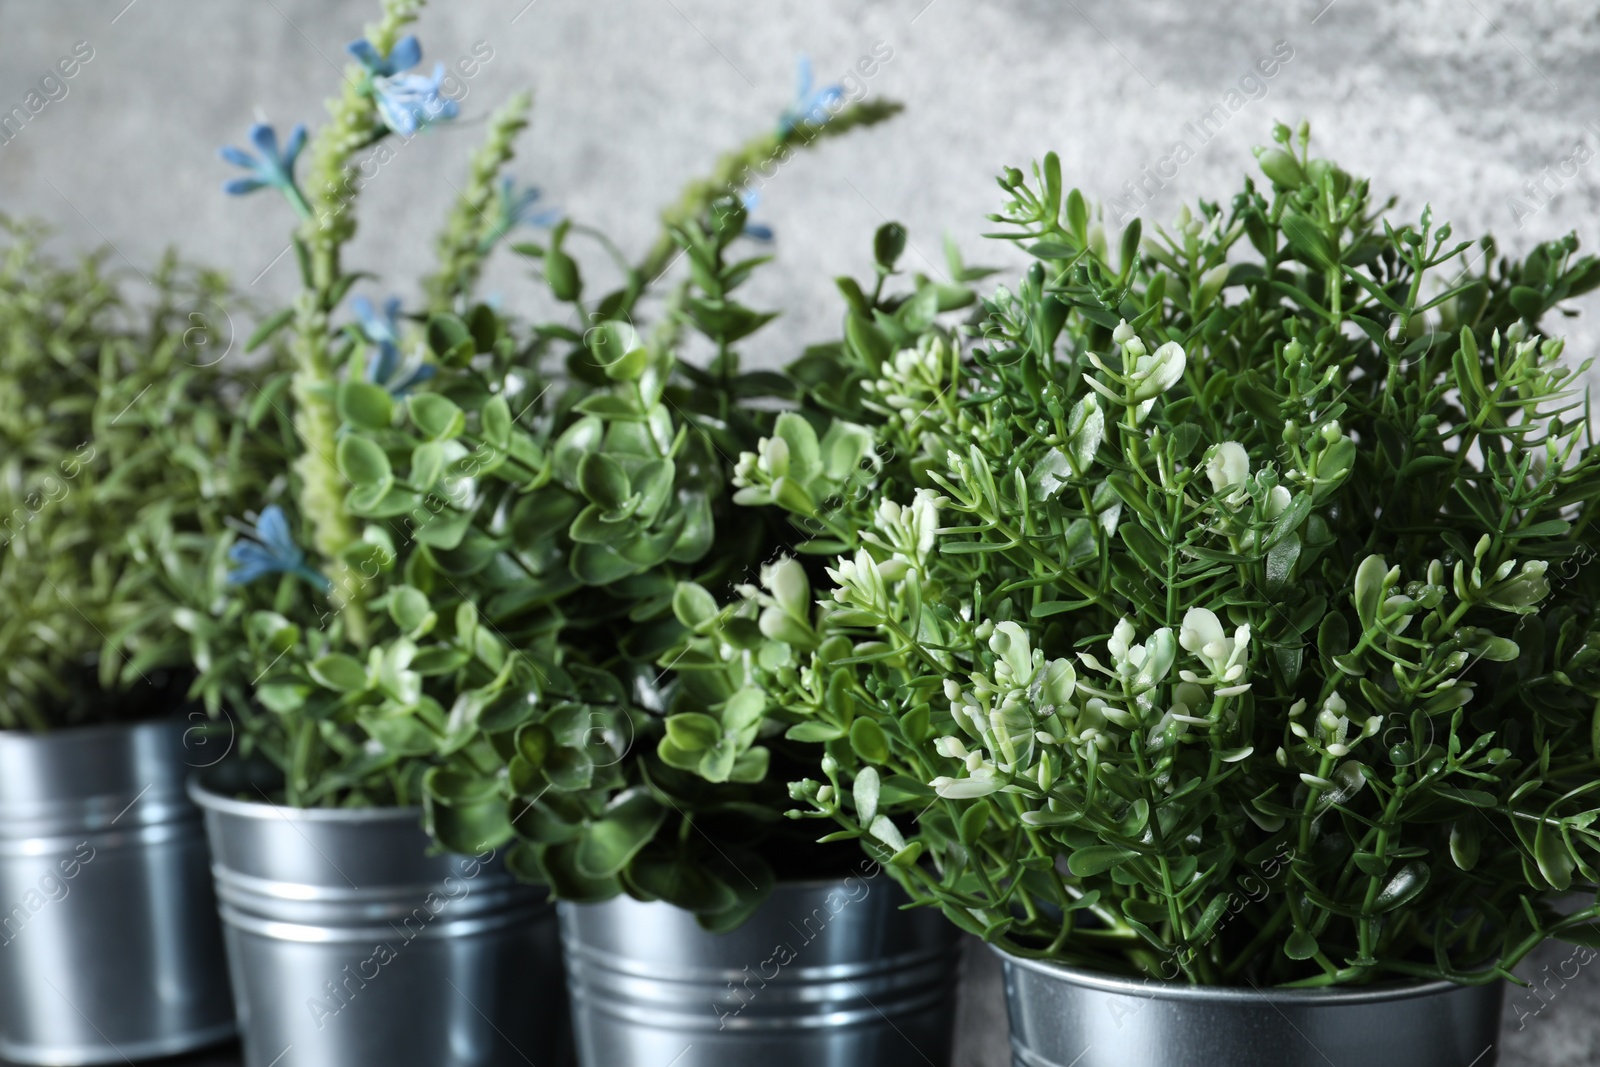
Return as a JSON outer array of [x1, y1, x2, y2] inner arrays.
[[0, 216, 284, 730], [206, 0, 899, 932], [705, 125, 1600, 985]]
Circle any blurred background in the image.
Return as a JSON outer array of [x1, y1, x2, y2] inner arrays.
[[2, 1, 1599, 1063], [4, 0, 1600, 370]]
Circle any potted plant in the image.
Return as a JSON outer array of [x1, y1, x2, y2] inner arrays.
[[0, 217, 256, 1063], [185, 2, 943, 1065], [184, 6, 573, 1065], [403, 56, 960, 1067], [715, 124, 1600, 1067]]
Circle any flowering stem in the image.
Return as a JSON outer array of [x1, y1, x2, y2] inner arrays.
[[285, 0, 426, 648], [636, 99, 901, 283]]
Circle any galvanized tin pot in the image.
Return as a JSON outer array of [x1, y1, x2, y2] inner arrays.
[[189, 778, 571, 1067], [559, 866, 959, 1067], [996, 948, 1505, 1067], [0, 719, 235, 1065]]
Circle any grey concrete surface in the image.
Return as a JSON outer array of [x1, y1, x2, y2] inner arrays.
[[4, 1, 1600, 368], [4, 2, 1600, 1064]]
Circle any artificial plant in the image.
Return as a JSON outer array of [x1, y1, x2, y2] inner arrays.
[[688, 124, 1600, 986], [200, 0, 900, 945], [0, 216, 283, 731]]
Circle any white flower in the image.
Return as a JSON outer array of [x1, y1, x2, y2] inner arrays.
[[758, 434, 790, 477], [863, 488, 944, 579], [1206, 442, 1250, 504], [826, 550, 889, 616], [1108, 617, 1136, 664], [1129, 341, 1187, 402], [862, 335, 949, 430], [1314, 690, 1379, 754], [1178, 607, 1251, 682], [1265, 485, 1292, 519], [989, 622, 1039, 689], [1107, 618, 1176, 691], [930, 769, 1001, 799], [934, 736, 969, 760]]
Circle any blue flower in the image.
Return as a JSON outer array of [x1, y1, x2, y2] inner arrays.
[[352, 296, 436, 396], [480, 177, 562, 251], [226, 505, 331, 591], [353, 295, 401, 347], [374, 64, 459, 136], [779, 56, 844, 137], [345, 32, 458, 136], [219, 123, 308, 198], [346, 35, 422, 78], [740, 189, 774, 242]]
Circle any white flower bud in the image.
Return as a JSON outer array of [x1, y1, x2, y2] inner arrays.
[[1206, 442, 1250, 499]]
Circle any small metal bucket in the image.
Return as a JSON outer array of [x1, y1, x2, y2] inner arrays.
[[559, 865, 959, 1067], [189, 776, 570, 1067], [0, 719, 235, 1065], [996, 947, 1505, 1067]]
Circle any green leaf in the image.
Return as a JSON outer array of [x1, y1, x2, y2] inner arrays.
[[1353, 554, 1387, 633], [671, 582, 719, 630], [533, 841, 619, 903], [571, 542, 639, 585], [409, 393, 467, 441], [1508, 285, 1544, 318], [786, 721, 846, 743], [1282, 213, 1337, 270], [426, 313, 474, 361], [577, 452, 631, 510], [409, 503, 472, 552], [665, 713, 721, 753], [388, 586, 434, 634], [1449, 820, 1481, 871], [1373, 861, 1430, 911], [337, 435, 391, 487], [1535, 819, 1575, 891], [575, 790, 666, 880], [874, 222, 907, 271], [545, 247, 582, 302], [408, 441, 446, 492], [590, 322, 648, 381], [309, 653, 368, 692], [719, 688, 766, 735], [337, 380, 394, 431], [844, 313, 890, 366], [410, 646, 471, 675], [627, 854, 739, 916], [849, 717, 890, 764], [1284, 929, 1320, 960], [245, 307, 295, 352], [728, 747, 769, 783], [480, 393, 512, 447], [1067, 845, 1134, 877]]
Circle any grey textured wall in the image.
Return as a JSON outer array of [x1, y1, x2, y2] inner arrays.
[[3, 2, 1600, 1063]]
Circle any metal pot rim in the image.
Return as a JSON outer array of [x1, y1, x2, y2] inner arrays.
[[0, 717, 179, 746], [990, 945, 1473, 1004], [187, 776, 423, 822]]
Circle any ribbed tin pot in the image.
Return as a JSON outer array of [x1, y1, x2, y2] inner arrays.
[[0, 719, 235, 1065], [996, 948, 1505, 1067], [189, 779, 571, 1067], [559, 866, 959, 1067]]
